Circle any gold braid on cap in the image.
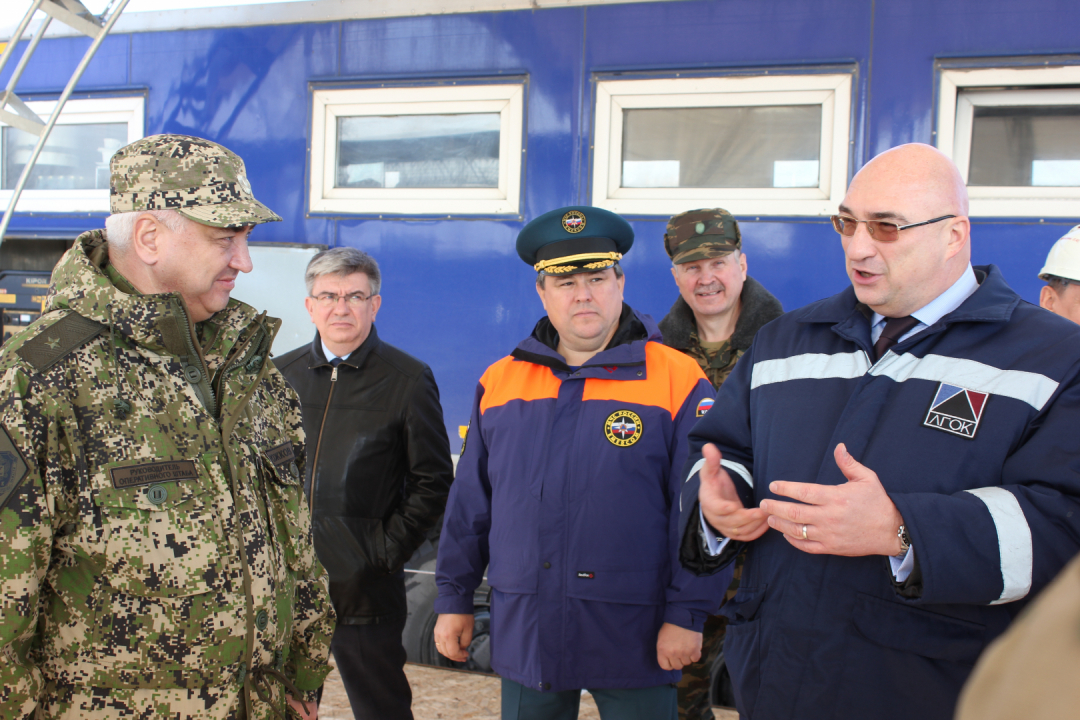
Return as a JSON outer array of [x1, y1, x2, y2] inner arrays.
[[534, 252, 622, 272]]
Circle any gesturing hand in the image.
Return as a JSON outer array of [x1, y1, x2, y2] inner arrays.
[[760, 443, 904, 556], [698, 443, 769, 543]]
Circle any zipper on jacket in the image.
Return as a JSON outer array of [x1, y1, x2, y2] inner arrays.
[[213, 315, 267, 404], [308, 364, 338, 517], [174, 300, 217, 417]]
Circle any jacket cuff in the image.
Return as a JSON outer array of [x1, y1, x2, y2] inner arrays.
[[288, 655, 333, 693], [680, 500, 742, 576], [662, 605, 705, 633], [434, 594, 475, 615], [891, 551, 924, 599]]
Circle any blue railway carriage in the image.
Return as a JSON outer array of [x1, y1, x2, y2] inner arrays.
[[2, 0, 1078, 705]]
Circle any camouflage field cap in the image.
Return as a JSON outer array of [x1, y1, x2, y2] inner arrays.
[[110, 134, 282, 227], [664, 208, 741, 265]]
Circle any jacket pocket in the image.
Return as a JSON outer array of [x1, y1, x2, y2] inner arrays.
[[564, 563, 666, 606], [260, 449, 313, 573], [94, 459, 224, 598], [720, 583, 767, 624], [719, 584, 766, 717], [851, 592, 987, 664], [314, 515, 389, 585]]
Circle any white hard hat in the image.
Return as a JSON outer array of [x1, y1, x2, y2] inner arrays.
[[1039, 225, 1080, 283]]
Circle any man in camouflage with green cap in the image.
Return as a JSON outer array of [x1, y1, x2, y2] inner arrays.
[[658, 209, 782, 720], [0, 134, 334, 720]]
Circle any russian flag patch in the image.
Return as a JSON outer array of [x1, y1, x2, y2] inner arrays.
[[696, 397, 714, 417], [923, 383, 988, 439]]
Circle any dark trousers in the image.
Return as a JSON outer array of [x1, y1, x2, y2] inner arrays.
[[501, 678, 677, 720], [329, 618, 414, 720]]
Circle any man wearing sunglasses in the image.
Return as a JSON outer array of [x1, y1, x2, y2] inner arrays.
[[678, 143, 1080, 720], [275, 247, 454, 720]]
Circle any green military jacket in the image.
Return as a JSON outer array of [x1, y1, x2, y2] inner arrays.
[[0, 231, 334, 719], [658, 275, 784, 390]]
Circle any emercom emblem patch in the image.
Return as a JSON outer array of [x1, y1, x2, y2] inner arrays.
[[924, 383, 988, 439], [604, 410, 643, 447]]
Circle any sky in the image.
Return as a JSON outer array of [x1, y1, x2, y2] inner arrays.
[[1, 0, 299, 32]]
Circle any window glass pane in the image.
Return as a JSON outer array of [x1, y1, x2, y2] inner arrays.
[[2, 123, 127, 190], [336, 113, 500, 189], [621, 106, 821, 188], [968, 105, 1080, 186]]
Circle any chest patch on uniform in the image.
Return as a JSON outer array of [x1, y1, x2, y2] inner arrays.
[[265, 442, 296, 470], [577, 571, 595, 579], [0, 425, 30, 511], [924, 383, 988, 439], [604, 410, 643, 447], [696, 398, 714, 417], [110, 460, 199, 489]]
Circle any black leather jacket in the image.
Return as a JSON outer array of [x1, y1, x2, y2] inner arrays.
[[275, 325, 453, 624]]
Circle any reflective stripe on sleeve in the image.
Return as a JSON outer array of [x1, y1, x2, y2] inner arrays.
[[685, 458, 706, 485], [721, 459, 754, 490], [680, 458, 753, 511], [751, 352, 869, 389], [873, 353, 1058, 411], [965, 487, 1033, 604]]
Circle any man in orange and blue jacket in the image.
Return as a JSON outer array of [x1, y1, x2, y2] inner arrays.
[[433, 206, 732, 720]]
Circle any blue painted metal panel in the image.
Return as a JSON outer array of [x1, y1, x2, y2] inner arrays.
[[0, 33, 129, 91], [3, 0, 1080, 441]]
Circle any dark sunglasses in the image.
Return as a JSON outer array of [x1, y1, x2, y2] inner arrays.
[[831, 214, 956, 242]]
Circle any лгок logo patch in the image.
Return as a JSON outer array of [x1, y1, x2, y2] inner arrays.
[[923, 383, 988, 439]]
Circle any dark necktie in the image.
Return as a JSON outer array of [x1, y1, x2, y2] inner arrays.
[[872, 315, 920, 361], [330, 357, 342, 367]]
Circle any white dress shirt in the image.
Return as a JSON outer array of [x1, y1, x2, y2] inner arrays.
[[321, 339, 352, 364]]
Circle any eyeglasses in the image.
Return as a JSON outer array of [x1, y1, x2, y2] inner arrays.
[[311, 292, 374, 308], [831, 214, 956, 242]]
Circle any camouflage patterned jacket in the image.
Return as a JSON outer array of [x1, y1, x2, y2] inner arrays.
[[658, 276, 783, 390], [0, 231, 334, 720]]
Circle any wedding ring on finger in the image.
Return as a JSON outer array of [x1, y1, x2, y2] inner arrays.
[[801, 524, 808, 541]]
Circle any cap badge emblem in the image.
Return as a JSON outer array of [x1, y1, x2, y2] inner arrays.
[[604, 409, 643, 447], [695, 222, 706, 234], [237, 173, 252, 195], [923, 383, 988, 439], [562, 210, 586, 234]]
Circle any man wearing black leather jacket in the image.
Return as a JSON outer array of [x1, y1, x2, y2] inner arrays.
[[275, 247, 454, 720]]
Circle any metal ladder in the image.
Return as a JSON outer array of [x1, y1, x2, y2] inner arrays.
[[0, 0, 131, 246]]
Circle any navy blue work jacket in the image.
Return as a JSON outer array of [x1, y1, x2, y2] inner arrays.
[[678, 266, 1080, 720], [436, 308, 730, 692]]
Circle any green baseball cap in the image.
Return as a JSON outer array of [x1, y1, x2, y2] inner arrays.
[[664, 208, 741, 265], [109, 134, 281, 228]]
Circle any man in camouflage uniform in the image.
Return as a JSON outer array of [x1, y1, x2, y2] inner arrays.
[[658, 209, 782, 720], [0, 135, 334, 720]]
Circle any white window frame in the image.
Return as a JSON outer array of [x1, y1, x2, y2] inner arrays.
[[590, 73, 852, 217], [309, 84, 524, 216], [936, 65, 1080, 217], [0, 96, 145, 213]]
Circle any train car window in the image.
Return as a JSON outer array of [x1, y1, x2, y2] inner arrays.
[[937, 64, 1080, 217], [309, 83, 525, 216], [590, 73, 853, 217], [0, 96, 145, 213]]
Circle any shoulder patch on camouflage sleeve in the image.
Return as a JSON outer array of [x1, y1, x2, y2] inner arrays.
[[16, 312, 105, 372], [0, 425, 30, 511]]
